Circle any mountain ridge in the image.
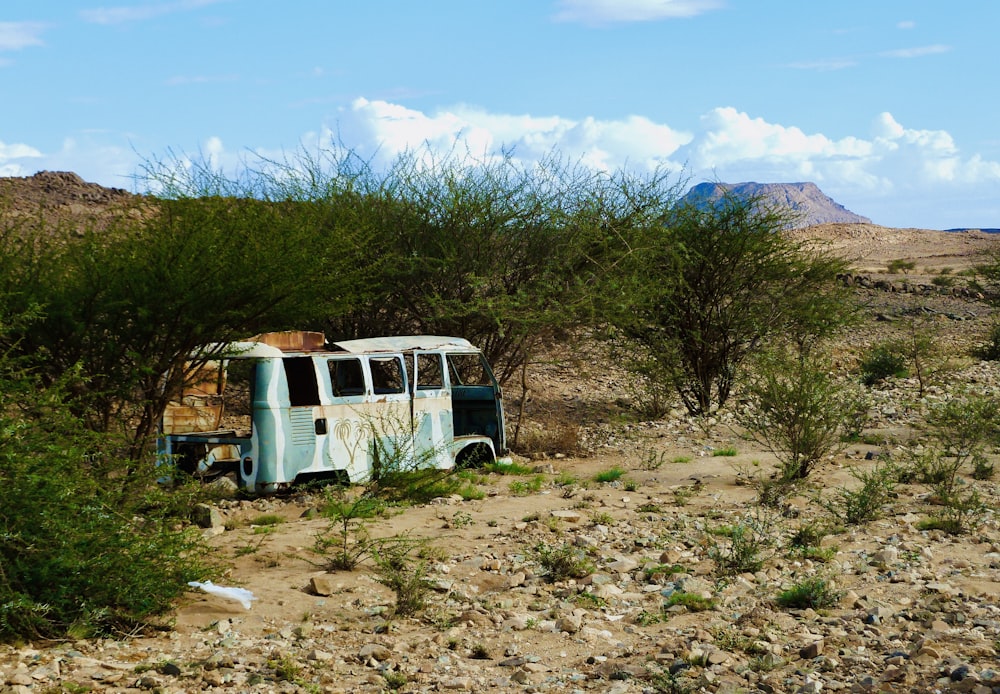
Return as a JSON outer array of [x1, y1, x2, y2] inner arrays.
[[682, 181, 872, 228]]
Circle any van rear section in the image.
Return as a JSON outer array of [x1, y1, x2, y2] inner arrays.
[[158, 332, 506, 493]]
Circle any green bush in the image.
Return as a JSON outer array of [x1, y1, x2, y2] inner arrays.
[[604, 190, 850, 416], [860, 344, 908, 386], [531, 543, 594, 582], [371, 537, 433, 617], [665, 591, 715, 612], [972, 321, 1000, 361], [0, 369, 216, 640], [314, 491, 386, 571], [594, 466, 626, 483], [776, 577, 841, 609], [886, 259, 916, 274], [742, 348, 869, 480], [707, 513, 775, 576], [821, 463, 896, 525]]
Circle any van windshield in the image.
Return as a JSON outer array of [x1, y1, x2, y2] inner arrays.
[[447, 353, 492, 386]]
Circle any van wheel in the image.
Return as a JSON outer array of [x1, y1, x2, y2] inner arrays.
[[455, 443, 494, 469]]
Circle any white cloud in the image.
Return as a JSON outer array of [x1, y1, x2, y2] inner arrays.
[[314, 100, 1000, 222], [552, 0, 724, 24], [880, 44, 951, 59], [676, 107, 1000, 207], [0, 140, 43, 177], [80, 0, 229, 25], [329, 98, 692, 173], [0, 21, 46, 51], [784, 58, 858, 71], [897, 20, 916, 30], [687, 107, 872, 166]]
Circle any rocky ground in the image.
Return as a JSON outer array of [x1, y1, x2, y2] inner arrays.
[[2, 174, 1000, 693]]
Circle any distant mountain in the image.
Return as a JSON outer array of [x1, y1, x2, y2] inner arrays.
[[681, 182, 871, 229]]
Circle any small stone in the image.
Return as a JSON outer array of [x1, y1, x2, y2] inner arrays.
[[191, 503, 224, 529], [358, 643, 392, 662], [925, 582, 954, 594], [555, 614, 582, 633], [309, 575, 338, 596], [441, 676, 474, 690], [606, 557, 638, 573], [159, 662, 182, 677], [872, 546, 899, 566], [800, 639, 825, 659]]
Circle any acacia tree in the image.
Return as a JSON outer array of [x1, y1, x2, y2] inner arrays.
[[303, 146, 682, 384], [1, 191, 367, 459], [609, 191, 850, 415]]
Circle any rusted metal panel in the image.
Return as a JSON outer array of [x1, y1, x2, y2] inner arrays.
[[162, 361, 225, 434], [251, 330, 326, 352]]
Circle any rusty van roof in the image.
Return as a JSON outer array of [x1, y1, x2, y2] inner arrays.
[[330, 336, 477, 354]]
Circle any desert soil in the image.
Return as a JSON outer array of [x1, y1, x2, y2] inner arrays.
[[2, 174, 1000, 694]]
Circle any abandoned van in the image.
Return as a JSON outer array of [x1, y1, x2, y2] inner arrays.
[[158, 332, 506, 493]]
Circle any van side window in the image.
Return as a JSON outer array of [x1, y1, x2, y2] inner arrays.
[[329, 358, 365, 397], [416, 353, 443, 390], [369, 356, 405, 394], [447, 353, 491, 386], [283, 357, 320, 406]]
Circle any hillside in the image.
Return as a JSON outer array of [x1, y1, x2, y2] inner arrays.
[[682, 181, 872, 228], [1, 172, 1000, 693]]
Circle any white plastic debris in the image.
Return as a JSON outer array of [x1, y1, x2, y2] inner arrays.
[[188, 580, 256, 609]]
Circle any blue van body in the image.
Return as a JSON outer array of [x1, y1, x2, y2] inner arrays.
[[158, 332, 506, 493]]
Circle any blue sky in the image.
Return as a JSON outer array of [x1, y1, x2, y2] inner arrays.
[[2, 0, 998, 229]]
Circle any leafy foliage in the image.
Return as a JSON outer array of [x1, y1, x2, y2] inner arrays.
[[0, 323, 217, 640], [903, 395, 999, 534], [607, 190, 849, 415], [972, 320, 1000, 361], [531, 543, 595, 581], [860, 343, 908, 386], [0, 193, 361, 460], [821, 463, 896, 525], [742, 347, 869, 480], [707, 513, 775, 576], [776, 577, 842, 609]]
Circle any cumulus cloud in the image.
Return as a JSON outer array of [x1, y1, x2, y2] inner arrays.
[[0, 140, 43, 176], [552, 0, 724, 24], [301, 101, 1000, 221], [328, 98, 692, 173], [676, 107, 1000, 205], [0, 21, 46, 52]]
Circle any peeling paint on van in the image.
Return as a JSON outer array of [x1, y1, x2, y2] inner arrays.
[[158, 332, 506, 493]]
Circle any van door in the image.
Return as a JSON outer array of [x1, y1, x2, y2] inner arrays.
[[278, 356, 323, 481], [366, 354, 412, 475], [410, 351, 453, 469], [445, 351, 506, 453], [323, 356, 371, 482]]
